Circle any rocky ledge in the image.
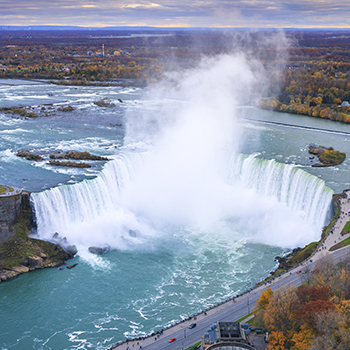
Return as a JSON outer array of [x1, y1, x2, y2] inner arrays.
[[48, 160, 91, 168], [0, 188, 77, 282], [0, 236, 75, 282], [309, 144, 346, 167]]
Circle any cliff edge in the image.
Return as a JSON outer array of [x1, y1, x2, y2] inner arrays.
[[0, 186, 75, 282]]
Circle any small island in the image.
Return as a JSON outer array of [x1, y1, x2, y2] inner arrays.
[[309, 144, 346, 167], [16, 150, 109, 168], [48, 160, 91, 168]]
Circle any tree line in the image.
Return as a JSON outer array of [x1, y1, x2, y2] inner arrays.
[[253, 256, 350, 350]]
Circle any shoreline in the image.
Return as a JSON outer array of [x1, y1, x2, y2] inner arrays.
[[0, 188, 77, 282], [109, 189, 350, 350], [260, 105, 350, 125]]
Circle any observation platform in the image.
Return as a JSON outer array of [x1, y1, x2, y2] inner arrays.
[[0, 185, 22, 198]]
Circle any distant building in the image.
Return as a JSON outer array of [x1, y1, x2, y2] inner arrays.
[[201, 322, 255, 350], [342, 101, 350, 107]]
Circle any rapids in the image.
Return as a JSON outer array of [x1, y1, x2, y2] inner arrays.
[[1, 49, 349, 349]]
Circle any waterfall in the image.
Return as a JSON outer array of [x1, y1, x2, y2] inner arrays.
[[227, 153, 333, 237], [31, 151, 333, 251]]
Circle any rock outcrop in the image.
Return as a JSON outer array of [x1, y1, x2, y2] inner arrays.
[[0, 187, 76, 282], [309, 144, 346, 167], [0, 189, 30, 244], [88, 245, 110, 254]]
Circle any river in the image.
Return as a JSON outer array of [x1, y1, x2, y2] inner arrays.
[[1, 62, 350, 349]]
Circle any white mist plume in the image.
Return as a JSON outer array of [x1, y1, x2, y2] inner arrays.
[[123, 53, 263, 227], [32, 35, 332, 255]]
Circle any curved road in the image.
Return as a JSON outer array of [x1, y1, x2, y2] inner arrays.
[[111, 191, 350, 350]]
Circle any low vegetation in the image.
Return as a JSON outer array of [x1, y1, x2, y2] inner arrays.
[[185, 341, 201, 350], [50, 151, 108, 161], [0, 106, 38, 118], [17, 150, 108, 168], [329, 236, 350, 251], [0, 193, 74, 276], [48, 160, 91, 168], [342, 222, 350, 234], [0, 233, 70, 269], [270, 242, 317, 279], [309, 145, 346, 167], [16, 150, 44, 161]]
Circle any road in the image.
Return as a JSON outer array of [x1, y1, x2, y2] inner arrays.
[[111, 190, 350, 350], [111, 246, 350, 350]]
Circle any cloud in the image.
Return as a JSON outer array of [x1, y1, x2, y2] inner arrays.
[[122, 3, 163, 9], [0, 0, 350, 27]]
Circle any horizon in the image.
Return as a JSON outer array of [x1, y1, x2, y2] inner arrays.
[[1, 0, 350, 29], [1, 25, 350, 32]]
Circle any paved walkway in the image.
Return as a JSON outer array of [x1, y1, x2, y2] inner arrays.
[[0, 184, 22, 198], [109, 191, 350, 350], [312, 189, 350, 261]]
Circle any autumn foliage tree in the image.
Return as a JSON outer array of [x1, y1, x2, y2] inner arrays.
[[253, 287, 273, 326], [256, 256, 350, 349], [263, 286, 297, 336], [267, 331, 287, 350]]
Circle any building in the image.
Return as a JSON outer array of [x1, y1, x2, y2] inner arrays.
[[201, 322, 255, 350]]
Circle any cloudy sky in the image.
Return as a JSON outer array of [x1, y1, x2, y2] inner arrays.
[[1, 0, 350, 28]]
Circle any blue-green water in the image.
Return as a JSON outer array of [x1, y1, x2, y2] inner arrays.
[[1, 58, 350, 349]]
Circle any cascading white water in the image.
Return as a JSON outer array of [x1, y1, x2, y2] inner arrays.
[[32, 149, 333, 252], [31, 50, 333, 253], [227, 153, 333, 239]]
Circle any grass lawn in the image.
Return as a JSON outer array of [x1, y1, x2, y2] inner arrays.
[[0, 186, 6, 194], [330, 236, 350, 251], [185, 341, 201, 350], [235, 312, 254, 323], [341, 222, 350, 234]]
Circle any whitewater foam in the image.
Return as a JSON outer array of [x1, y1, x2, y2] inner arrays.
[[32, 52, 333, 255], [32, 150, 333, 254]]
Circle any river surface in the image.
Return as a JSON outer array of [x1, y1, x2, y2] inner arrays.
[[1, 76, 350, 350]]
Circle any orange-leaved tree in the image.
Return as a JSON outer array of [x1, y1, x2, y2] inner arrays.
[[267, 331, 287, 350], [290, 324, 314, 350], [263, 286, 297, 336], [253, 288, 273, 327]]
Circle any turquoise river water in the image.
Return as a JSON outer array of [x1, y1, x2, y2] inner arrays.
[[1, 62, 350, 350]]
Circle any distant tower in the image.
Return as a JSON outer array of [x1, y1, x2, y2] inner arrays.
[[102, 44, 105, 56]]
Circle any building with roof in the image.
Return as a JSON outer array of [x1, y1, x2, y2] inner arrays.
[[201, 322, 255, 350]]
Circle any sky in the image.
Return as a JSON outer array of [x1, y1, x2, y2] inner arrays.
[[1, 0, 350, 29]]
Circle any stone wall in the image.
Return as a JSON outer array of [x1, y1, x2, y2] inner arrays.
[[0, 191, 32, 244]]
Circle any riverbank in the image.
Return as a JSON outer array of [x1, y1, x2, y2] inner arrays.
[[109, 190, 350, 350], [260, 103, 350, 125], [0, 186, 76, 282]]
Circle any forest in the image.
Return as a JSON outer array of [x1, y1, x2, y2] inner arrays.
[[253, 256, 350, 350], [0, 29, 350, 123]]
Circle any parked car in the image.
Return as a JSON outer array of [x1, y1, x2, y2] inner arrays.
[[189, 323, 197, 329], [169, 337, 176, 343]]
